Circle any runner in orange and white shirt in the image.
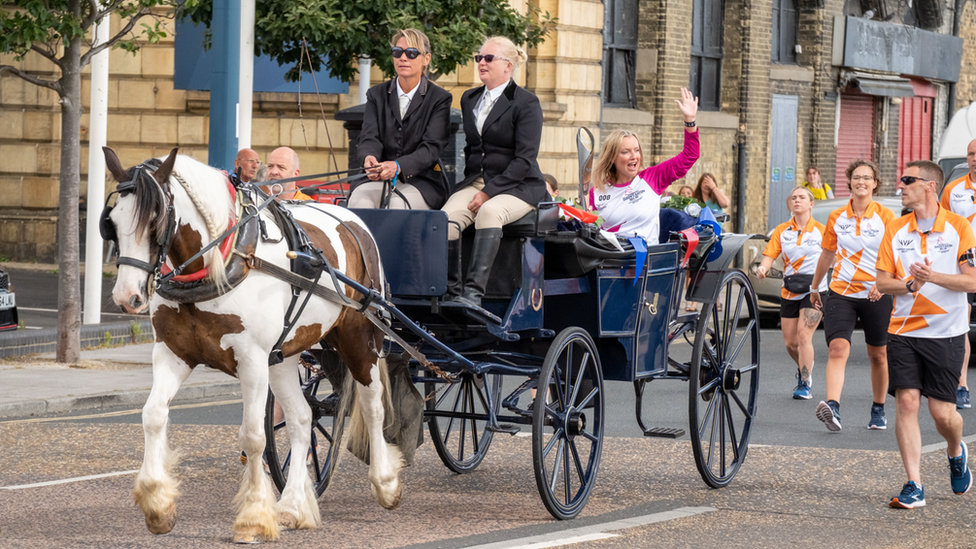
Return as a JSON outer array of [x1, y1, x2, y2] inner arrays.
[[809, 160, 895, 432], [938, 138, 976, 409], [756, 187, 827, 400], [876, 160, 976, 509]]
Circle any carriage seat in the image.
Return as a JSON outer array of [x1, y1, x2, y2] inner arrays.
[[501, 202, 559, 237]]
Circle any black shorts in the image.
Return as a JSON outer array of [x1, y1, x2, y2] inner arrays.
[[968, 292, 976, 306], [887, 333, 965, 403], [780, 294, 815, 319], [823, 291, 893, 347]]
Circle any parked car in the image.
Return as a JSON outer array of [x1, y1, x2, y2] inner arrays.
[[0, 266, 18, 331], [743, 196, 903, 320]]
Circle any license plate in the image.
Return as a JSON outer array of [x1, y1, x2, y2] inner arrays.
[[0, 292, 15, 309]]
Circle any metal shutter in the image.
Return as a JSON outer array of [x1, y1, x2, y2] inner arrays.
[[897, 97, 932, 177], [834, 94, 875, 198]]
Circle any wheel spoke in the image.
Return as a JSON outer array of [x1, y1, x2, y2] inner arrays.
[[549, 439, 565, 493], [542, 427, 565, 457], [722, 393, 741, 462], [568, 438, 586, 484], [563, 438, 572, 503], [697, 388, 719, 434], [726, 319, 756, 366], [729, 385, 754, 419], [569, 349, 591, 405], [696, 376, 721, 398], [576, 386, 598, 409]]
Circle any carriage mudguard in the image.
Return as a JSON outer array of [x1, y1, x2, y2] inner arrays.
[[686, 233, 765, 303]]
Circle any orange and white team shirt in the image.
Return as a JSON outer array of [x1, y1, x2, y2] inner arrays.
[[822, 201, 895, 298], [763, 216, 829, 300], [877, 207, 976, 338], [940, 173, 976, 229]]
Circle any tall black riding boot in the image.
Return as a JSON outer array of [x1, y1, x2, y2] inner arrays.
[[446, 238, 462, 298], [456, 228, 503, 308]]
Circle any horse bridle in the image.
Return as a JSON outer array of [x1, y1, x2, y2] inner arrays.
[[99, 163, 177, 287]]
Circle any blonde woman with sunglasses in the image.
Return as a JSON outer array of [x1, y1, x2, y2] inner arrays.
[[350, 28, 453, 210]]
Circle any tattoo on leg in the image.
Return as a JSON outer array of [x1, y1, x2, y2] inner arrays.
[[802, 309, 821, 328], [799, 366, 810, 382]]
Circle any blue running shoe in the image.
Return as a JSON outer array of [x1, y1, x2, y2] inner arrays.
[[868, 405, 886, 430], [949, 443, 972, 495], [957, 386, 971, 410], [816, 400, 842, 431], [793, 370, 812, 400], [889, 481, 925, 508]]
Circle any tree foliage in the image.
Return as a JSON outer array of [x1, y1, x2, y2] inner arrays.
[[181, 0, 554, 83], [0, 0, 178, 363]]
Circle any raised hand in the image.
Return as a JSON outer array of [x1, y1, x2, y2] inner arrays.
[[675, 87, 699, 122]]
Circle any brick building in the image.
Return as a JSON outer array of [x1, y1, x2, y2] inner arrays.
[[0, 0, 973, 260], [0, 1, 603, 262], [607, 0, 972, 233]]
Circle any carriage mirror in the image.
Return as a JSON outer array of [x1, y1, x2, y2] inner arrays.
[[576, 127, 595, 210]]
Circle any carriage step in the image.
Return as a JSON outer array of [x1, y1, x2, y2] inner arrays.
[[486, 423, 520, 435], [643, 427, 685, 438]]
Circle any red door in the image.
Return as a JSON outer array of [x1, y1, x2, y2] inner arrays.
[[897, 97, 932, 177], [835, 94, 875, 198]]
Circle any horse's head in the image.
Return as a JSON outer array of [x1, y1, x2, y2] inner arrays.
[[102, 147, 178, 313]]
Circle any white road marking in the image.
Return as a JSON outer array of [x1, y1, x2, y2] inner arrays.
[[921, 433, 976, 455], [461, 506, 716, 549], [1, 470, 138, 490], [1, 398, 243, 424]]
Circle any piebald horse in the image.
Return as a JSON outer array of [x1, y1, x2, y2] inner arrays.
[[102, 148, 403, 542]]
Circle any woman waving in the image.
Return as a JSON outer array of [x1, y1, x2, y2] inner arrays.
[[756, 187, 828, 400]]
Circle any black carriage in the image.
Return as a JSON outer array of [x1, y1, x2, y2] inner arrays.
[[264, 195, 762, 520]]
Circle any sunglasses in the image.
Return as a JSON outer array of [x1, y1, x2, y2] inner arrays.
[[900, 176, 932, 186], [392, 47, 423, 59], [474, 54, 509, 63]]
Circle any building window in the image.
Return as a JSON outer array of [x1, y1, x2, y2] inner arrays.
[[690, 0, 724, 111], [603, 0, 638, 108], [772, 0, 798, 64]]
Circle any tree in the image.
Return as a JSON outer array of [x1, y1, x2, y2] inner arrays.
[[0, 1, 174, 363], [182, 0, 554, 83]]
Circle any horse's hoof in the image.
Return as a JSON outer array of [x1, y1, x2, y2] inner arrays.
[[372, 481, 403, 510], [145, 504, 177, 535], [234, 525, 265, 544], [278, 511, 298, 530]]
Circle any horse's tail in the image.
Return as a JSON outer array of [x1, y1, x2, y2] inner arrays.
[[346, 354, 395, 462]]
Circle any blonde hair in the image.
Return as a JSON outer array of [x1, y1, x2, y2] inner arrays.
[[391, 28, 432, 75], [592, 130, 643, 192], [790, 185, 815, 204], [482, 36, 528, 72]]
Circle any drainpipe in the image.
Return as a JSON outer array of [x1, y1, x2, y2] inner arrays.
[[735, 135, 747, 235], [947, 0, 963, 117]]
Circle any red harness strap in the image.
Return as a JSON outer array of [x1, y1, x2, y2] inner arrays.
[[159, 179, 238, 283], [678, 228, 699, 269]]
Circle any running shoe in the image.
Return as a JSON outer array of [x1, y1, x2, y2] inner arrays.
[[816, 400, 842, 432], [793, 370, 812, 400], [868, 405, 887, 430], [949, 443, 972, 495], [889, 481, 926, 508], [957, 386, 971, 410]]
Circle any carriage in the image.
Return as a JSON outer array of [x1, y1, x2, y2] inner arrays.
[[261, 161, 762, 521], [101, 132, 761, 540]]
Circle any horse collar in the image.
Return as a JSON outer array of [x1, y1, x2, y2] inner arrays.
[[159, 179, 239, 283]]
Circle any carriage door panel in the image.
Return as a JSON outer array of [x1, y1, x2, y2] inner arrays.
[[634, 245, 680, 379]]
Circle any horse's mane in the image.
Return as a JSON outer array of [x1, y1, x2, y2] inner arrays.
[[169, 155, 234, 288]]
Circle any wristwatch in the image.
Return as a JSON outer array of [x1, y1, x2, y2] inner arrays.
[[684, 120, 697, 128], [906, 279, 915, 293], [809, 286, 819, 293]]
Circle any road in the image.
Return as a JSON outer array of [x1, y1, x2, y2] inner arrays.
[[3, 328, 975, 547], [7, 266, 146, 330]]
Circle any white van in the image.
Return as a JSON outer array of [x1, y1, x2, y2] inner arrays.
[[936, 102, 976, 176]]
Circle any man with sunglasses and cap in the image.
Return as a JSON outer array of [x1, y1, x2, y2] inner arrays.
[[876, 160, 976, 509], [939, 138, 976, 409], [349, 28, 452, 210]]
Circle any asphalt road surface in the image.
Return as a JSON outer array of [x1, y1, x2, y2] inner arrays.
[[3, 328, 975, 547], [7, 266, 146, 330]]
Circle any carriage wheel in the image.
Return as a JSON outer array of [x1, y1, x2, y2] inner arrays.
[[265, 357, 346, 497], [533, 327, 604, 520], [425, 370, 502, 473], [688, 270, 760, 488]]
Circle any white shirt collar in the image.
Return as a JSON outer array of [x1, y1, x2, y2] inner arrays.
[[396, 77, 421, 103], [478, 79, 510, 111]]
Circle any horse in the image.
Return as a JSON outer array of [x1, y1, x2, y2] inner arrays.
[[101, 147, 403, 542]]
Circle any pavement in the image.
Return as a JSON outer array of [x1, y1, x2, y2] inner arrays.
[[0, 342, 241, 420]]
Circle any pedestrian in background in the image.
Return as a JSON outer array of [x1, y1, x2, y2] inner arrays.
[[801, 166, 834, 200], [756, 186, 828, 400], [876, 160, 974, 508], [692, 173, 729, 213], [810, 159, 895, 432], [939, 137, 976, 410]]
